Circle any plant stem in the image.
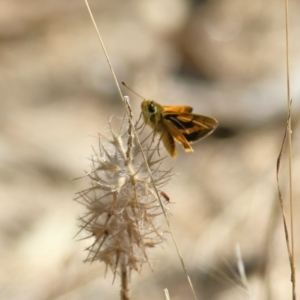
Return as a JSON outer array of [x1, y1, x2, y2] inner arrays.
[[121, 263, 130, 300]]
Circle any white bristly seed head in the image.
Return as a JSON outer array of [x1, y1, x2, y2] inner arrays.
[[75, 116, 172, 275]]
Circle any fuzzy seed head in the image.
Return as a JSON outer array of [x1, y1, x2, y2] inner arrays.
[[76, 117, 172, 275]]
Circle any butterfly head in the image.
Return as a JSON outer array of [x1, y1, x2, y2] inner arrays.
[[141, 100, 156, 121], [141, 100, 164, 129], [141, 100, 156, 114]]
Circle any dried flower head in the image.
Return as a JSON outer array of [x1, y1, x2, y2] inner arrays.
[[75, 115, 172, 278]]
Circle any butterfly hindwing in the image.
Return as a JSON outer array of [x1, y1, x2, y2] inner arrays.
[[162, 116, 193, 153], [161, 131, 177, 157]]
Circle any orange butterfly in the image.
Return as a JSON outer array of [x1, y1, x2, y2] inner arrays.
[[122, 82, 218, 157]]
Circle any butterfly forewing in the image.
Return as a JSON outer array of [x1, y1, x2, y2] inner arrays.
[[163, 113, 218, 143], [163, 106, 193, 113]]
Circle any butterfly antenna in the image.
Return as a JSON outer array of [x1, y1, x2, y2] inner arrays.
[[122, 82, 145, 100]]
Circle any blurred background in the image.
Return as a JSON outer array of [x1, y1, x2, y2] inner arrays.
[[1, 0, 300, 299]]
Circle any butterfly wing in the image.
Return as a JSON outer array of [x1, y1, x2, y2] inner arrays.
[[162, 112, 218, 151], [162, 116, 194, 154], [163, 106, 193, 113], [161, 131, 177, 157], [175, 114, 218, 142]]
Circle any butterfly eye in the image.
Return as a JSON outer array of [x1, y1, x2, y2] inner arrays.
[[148, 102, 156, 113]]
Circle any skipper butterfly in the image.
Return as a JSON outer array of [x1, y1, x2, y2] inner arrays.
[[122, 82, 218, 157]]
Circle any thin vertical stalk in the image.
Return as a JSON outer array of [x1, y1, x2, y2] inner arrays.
[[284, 0, 296, 298]]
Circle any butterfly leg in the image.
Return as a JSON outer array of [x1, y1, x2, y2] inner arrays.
[[135, 112, 145, 130]]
